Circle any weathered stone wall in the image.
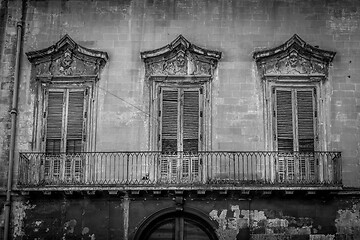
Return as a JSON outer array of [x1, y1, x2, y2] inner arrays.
[[0, 1, 360, 239], [0, 0, 23, 190], [12, 194, 124, 240], [11, 193, 360, 240], [5, 0, 358, 187]]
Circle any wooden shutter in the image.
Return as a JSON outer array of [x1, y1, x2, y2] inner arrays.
[[46, 91, 64, 154], [274, 88, 317, 182], [296, 90, 315, 152], [296, 89, 316, 180], [183, 90, 199, 153], [64, 90, 85, 182], [161, 90, 178, 153], [275, 89, 294, 152], [66, 90, 85, 153]]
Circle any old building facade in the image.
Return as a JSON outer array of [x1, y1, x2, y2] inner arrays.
[[0, 0, 360, 239]]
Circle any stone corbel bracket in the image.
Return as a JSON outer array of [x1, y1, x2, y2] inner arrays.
[[26, 34, 109, 81], [253, 34, 336, 80], [141, 35, 222, 79]]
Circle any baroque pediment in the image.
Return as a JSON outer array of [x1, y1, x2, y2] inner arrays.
[[26, 34, 108, 78], [141, 35, 221, 78], [253, 34, 336, 78]]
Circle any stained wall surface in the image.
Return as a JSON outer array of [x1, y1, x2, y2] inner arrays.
[[0, 1, 360, 239], [0, 0, 359, 186], [9, 193, 360, 240]]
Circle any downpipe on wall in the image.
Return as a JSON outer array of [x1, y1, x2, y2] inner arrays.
[[3, 9, 24, 240]]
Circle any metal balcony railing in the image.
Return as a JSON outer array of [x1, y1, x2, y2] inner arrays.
[[17, 151, 342, 188]]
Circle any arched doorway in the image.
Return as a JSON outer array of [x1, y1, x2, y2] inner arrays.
[[134, 208, 218, 240]]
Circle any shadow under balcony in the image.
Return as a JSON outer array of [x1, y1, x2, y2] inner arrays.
[[17, 151, 342, 192]]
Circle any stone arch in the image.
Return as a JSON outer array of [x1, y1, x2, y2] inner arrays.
[[133, 207, 218, 240]]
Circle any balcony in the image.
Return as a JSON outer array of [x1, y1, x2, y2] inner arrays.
[[17, 151, 342, 191]]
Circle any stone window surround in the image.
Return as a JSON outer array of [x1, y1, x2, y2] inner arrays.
[[26, 34, 108, 152]]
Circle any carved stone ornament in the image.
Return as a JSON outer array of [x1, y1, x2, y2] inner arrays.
[[253, 34, 336, 78], [26, 34, 108, 78], [141, 35, 221, 78]]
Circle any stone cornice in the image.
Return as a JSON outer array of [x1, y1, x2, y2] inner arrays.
[[141, 35, 221, 78], [26, 34, 108, 78], [253, 34, 336, 79]]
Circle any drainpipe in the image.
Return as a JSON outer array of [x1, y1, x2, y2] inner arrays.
[[3, 16, 24, 240]]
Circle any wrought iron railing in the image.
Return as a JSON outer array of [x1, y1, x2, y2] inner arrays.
[[17, 151, 342, 188]]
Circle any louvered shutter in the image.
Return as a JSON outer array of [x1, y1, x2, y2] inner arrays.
[[296, 90, 316, 180], [65, 90, 85, 182], [161, 90, 178, 153], [44, 91, 64, 180], [183, 90, 199, 153], [46, 91, 64, 154], [296, 90, 315, 152], [275, 89, 294, 152], [275, 90, 295, 181], [66, 90, 85, 153]]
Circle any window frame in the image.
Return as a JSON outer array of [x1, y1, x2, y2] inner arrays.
[[148, 76, 212, 152], [33, 77, 98, 153], [43, 87, 88, 154], [272, 85, 318, 152], [263, 77, 328, 152]]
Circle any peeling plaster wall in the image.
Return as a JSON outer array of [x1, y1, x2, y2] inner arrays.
[[202, 196, 360, 240], [335, 201, 360, 238], [12, 194, 124, 240], [8, 194, 360, 240], [1, 0, 360, 238]]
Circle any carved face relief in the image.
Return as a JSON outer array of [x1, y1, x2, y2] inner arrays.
[[59, 51, 74, 75], [289, 51, 298, 67], [176, 52, 186, 68]]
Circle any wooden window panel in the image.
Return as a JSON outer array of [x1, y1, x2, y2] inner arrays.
[[161, 90, 179, 154], [66, 90, 85, 153], [183, 90, 199, 153], [45, 89, 86, 153], [274, 88, 316, 152], [296, 90, 315, 152], [275, 89, 294, 152], [160, 88, 200, 153], [274, 87, 317, 182], [44, 88, 86, 182], [45, 91, 65, 154]]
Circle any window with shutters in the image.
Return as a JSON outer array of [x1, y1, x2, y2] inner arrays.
[[40, 85, 91, 183], [44, 88, 87, 154], [271, 86, 318, 182], [160, 88, 201, 154], [157, 85, 205, 183], [26, 34, 108, 184], [274, 87, 317, 153], [141, 35, 221, 183], [253, 35, 336, 184]]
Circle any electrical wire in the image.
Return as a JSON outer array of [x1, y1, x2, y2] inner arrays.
[[98, 86, 159, 123]]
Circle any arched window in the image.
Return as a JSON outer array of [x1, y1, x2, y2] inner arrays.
[[134, 208, 218, 240]]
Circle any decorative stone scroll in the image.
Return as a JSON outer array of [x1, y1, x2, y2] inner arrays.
[[141, 35, 221, 78], [253, 34, 336, 78], [26, 34, 108, 78]]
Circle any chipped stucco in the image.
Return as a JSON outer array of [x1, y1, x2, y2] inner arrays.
[[12, 200, 35, 238], [209, 204, 334, 239], [335, 202, 360, 236]]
